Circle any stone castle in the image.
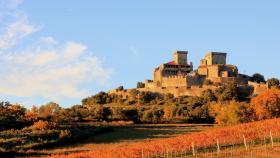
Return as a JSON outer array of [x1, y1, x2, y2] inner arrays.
[[109, 50, 268, 98], [145, 51, 247, 90]]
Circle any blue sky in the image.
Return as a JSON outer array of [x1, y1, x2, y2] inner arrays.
[[0, 0, 280, 108]]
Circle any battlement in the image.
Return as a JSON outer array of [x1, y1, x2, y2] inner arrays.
[[162, 75, 187, 80]]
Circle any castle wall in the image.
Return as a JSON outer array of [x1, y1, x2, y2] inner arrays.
[[161, 75, 188, 87], [248, 81, 268, 95], [198, 66, 207, 76], [138, 85, 216, 97], [207, 65, 219, 78]]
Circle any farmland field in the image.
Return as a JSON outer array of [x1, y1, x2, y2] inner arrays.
[[43, 119, 280, 158], [26, 124, 212, 157]]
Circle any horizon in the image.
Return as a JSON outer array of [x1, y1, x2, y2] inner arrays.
[[0, 0, 280, 108]]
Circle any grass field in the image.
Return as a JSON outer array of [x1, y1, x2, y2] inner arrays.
[[27, 124, 211, 157]]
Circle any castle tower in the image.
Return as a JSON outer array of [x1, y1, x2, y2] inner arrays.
[[205, 52, 227, 65], [173, 51, 188, 65]]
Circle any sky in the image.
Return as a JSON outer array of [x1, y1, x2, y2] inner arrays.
[[0, 0, 280, 108]]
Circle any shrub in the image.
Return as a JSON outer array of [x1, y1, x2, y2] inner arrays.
[[59, 130, 72, 139], [31, 120, 51, 130]]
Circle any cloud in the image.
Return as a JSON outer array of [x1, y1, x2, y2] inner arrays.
[[39, 36, 58, 45], [0, 41, 113, 101], [0, 0, 113, 103], [0, 16, 39, 49]]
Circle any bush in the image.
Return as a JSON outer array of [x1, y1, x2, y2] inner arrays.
[[31, 120, 52, 131], [141, 107, 164, 123], [59, 130, 72, 139], [82, 92, 110, 106]]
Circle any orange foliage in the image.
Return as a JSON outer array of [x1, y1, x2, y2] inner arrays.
[[24, 105, 39, 122], [31, 120, 50, 130], [47, 118, 280, 158], [251, 88, 280, 120], [163, 106, 173, 119]]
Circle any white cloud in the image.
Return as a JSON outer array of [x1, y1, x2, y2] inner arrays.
[[39, 36, 58, 45], [0, 17, 39, 49], [0, 41, 112, 101], [0, 0, 113, 103]]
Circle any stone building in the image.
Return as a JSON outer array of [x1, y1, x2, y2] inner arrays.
[[145, 51, 193, 88], [197, 52, 239, 83], [145, 50, 248, 90]]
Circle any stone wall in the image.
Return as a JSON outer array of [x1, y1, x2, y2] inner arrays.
[[161, 75, 188, 87], [248, 81, 268, 95], [204, 52, 227, 65], [139, 85, 216, 97]]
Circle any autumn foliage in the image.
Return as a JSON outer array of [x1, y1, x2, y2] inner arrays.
[[31, 120, 52, 130], [251, 88, 280, 120], [47, 118, 280, 158]]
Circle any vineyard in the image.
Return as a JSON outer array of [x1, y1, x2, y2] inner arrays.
[[47, 118, 280, 158]]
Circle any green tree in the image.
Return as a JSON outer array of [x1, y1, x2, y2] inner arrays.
[[82, 92, 110, 106], [215, 81, 238, 102], [201, 89, 217, 103], [252, 73, 265, 83], [90, 105, 111, 121], [0, 102, 26, 130]]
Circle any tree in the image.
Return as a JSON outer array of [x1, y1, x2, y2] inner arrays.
[[209, 101, 249, 125], [25, 105, 39, 122], [215, 81, 238, 102], [252, 73, 265, 83], [201, 89, 217, 103], [0, 102, 26, 129], [121, 108, 139, 122], [90, 105, 111, 121], [251, 88, 280, 120], [82, 92, 110, 106], [116, 86, 124, 91], [39, 102, 61, 122], [137, 82, 145, 88], [267, 78, 280, 88]]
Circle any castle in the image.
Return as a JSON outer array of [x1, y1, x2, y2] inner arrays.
[[145, 51, 247, 90], [109, 50, 268, 98]]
